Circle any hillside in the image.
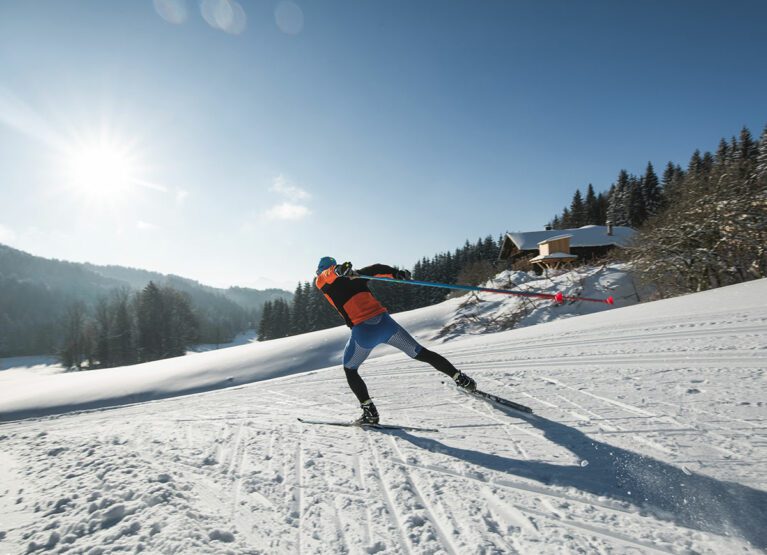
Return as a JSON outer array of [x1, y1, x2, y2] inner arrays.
[[0, 243, 291, 357], [1, 279, 765, 553]]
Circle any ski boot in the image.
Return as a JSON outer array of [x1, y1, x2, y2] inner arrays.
[[354, 399, 379, 425], [453, 371, 477, 392]]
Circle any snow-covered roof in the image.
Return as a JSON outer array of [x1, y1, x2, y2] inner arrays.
[[530, 252, 579, 262], [505, 225, 635, 251], [537, 234, 573, 246]]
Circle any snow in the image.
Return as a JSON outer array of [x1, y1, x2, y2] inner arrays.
[[1, 275, 766, 553], [506, 224, 635, 250], [0, 265, 632, 419]]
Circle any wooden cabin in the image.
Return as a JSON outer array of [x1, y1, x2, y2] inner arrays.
[[498, 224, 636, 267], [529, 235, 578, 271]]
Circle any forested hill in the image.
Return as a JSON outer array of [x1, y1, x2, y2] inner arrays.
[[0, 244, 291, 357]]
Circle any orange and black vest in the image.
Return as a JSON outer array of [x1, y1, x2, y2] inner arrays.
[[315, 264, 396, 327]]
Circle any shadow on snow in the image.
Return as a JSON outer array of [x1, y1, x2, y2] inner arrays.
[[393, 407, 767, 549]]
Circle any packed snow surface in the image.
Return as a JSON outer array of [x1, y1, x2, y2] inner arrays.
[[1, 277, 766, 553]]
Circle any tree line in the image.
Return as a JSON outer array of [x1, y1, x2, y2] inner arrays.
[[60, 282, 200, 370], [550, 162, 662, 230], [549, 124, 767, 295], [631, 126, 767, 295], [258, 236, 504, 340], [0, 244, 284, 358]]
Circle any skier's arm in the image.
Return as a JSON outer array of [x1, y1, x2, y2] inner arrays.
[[357, 263, 397, 278]]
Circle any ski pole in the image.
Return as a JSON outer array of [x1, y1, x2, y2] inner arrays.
[[357, 275, 614, 305]]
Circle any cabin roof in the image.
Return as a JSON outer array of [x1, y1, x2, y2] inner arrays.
[[505, 225, 635, 251]]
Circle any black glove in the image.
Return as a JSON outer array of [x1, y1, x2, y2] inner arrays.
[[335, 261, 357, 277], [394, 269, 412, 280]]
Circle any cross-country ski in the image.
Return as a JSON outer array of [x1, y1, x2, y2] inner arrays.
[[297, 417, 438, 433]]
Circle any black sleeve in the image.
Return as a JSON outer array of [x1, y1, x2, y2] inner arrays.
[[357, 263, 397, 277]]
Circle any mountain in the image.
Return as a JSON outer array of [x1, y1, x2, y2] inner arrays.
[[0, 243, 291, 357], [0, 278, 765, 553]]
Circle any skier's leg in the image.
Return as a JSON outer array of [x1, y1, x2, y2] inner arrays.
[[342, 334, 375, 407], [380, 314, 471, 384], [343, 341, 373, 398], [414, 347, 457, 377], [416, 348, 477, 391], [343, 366, 371, 404]]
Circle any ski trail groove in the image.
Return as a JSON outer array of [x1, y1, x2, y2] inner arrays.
[[387, 435, 460, 555], [353, 452, 373, 549], [367, 434, 411, 555]]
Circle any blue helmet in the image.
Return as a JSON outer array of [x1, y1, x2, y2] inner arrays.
[[316, 256, 336, 275]]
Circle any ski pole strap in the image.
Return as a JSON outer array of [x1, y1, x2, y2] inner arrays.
[[357, 275, 614, 305]]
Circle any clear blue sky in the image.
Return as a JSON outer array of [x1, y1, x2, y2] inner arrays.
[[1, 0, 765, 290]]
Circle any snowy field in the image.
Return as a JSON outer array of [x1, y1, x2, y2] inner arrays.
[[1, 277, 766, 553]]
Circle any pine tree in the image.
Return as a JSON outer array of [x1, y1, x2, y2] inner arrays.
[[642, 162, 662, 219], [60, 301, 90, 370], [715, 138, 730, 166], [584, 184, 598, 225], [289, 282, 309, 335], [138, 282, 165, 361], [258, 300, 273, 340], [94, 298, 113, 367], [570, 189, 585, 227], [755, 124, 767, 181], [136, 282, 197, 360], [627, 175, 647, 228], [111, 289, 135, 366], [688, 149, 703, 175], [560, 207, 572, 228], [607, 171, 630, 226]]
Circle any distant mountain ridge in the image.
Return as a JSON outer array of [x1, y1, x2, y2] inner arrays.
[[0, 243, 292, 357]]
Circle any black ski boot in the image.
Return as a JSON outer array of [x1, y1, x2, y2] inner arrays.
[[355, 399, 379, 425], [453, 371, 477, 392]]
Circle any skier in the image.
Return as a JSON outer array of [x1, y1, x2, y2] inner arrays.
[[315, 256, 477, 425]]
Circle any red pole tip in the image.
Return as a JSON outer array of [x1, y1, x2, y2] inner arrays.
[[606, 296, 614, 305], [554, 291, 564, 304]]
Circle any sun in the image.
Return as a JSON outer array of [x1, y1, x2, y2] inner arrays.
[[64, 138, 141, 201]]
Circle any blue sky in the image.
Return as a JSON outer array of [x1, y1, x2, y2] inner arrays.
[[1, 0, 765, 290]]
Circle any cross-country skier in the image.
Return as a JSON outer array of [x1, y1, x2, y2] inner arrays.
[[315, 256, 477, 424]]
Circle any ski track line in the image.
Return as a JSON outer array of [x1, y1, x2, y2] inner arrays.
[[352, 452, 374, 549], [544, 376, 749, 459], [554, 393, 596, 422], [292, 425, 304, 555], [230, 422, 249, 525], [483, 353, 764, 370], [480, 485, 539, 536], [553, 393, 677, 458], [652, 407, 756, 457], [319, 457, 351, 555], [650, 402, 759, 459], [440, 321, 767, 359], [541, 376, 656, 417], [228, 418, 246, 477], [387, 435, 461, 555], [399, 462, 679, 553], [367, 434, 412, 555], [450, 394, 540, 446], [518, 371, 753, 459], [390, 458, 639, 520], [476, 487, 525, 554], [517, 504, 675, 554], [520, 391, 559, 409], [445, 395, 531, 460], [654, 399, 766, 431]]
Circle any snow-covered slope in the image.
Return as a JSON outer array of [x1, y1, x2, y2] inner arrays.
[[1, 279, 766, 553], [0, 264, 633, 421]]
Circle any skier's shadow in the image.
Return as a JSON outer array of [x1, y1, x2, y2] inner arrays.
[[391, 409, 767, 549]]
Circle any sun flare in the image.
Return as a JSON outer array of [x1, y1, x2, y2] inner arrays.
[[64, 139, 141, 201]]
